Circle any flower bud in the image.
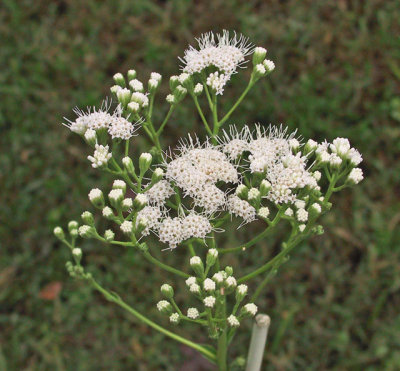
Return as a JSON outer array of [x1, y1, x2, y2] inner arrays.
[[304, 139, 318, 154], [169, 313, 180, 324], [112, 180, 126, 193], [104, 229, 115, 242], [236, 284, 248, 301], [178, 73, 193, 91], [241, 303, 258, 317], [68, 221, 79, 232], [139, 153, 152, 174], [78, 225, 95, 239], [253, 64, 266, 80], [151, 168, 164, 183], [70, 229, 78, 238], [289, 138, 300, 152], [127, 102, 140, 114], [122, 156, 135, 176], [127, 69, 137, 81], [133, 194, 148, 211], [108, 189, 124, 209], [81, 211, 94, 226], [117, 88, 132, 107], [110, 85, 121, 95], [120, 221, 133, 234], [169, 75, 180, 91], [225, 266, 234, 277], [173, 85, 187, 103], [203, 278, 216, 292], [136, 216, 148, 235], [206, 248, 218, 267], [190, 256, 204, 277], [129, 79, 144, 92], [235, 184, 248, 200], [72, 247, 82, 262], [161, 284, 174, 299], [263, 59, 275, 73], [122, 198, 133, 211], [84, 129, 97, 147], [102, 206, 114, 220], [247, 188, 260, 203], [347, 168, 363, 185], [252, 47, 267, 65], [309, 203, 322, 218], [148, 78, 160, 93], [187, 307, 199, 319], [227, 314, 240, 327], [53, 226, 65, 240], [258, 207, 270, 219], [157, 300, 172, 314], [166, 94, 175, 104], [113, 72, 125, 87], [225, 276, 237, 291], [88, 188, 104, 209], [193, 83, 203, 96], [259, 180, 271, 196]]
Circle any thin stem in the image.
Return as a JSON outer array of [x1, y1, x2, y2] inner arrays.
[[142, 250, 189, 278], [88, 276, 216, 362], [216, 295, 228, 371], [192, 94, 213, 137], [156, 106, 174, 136], [218, 78, 254, 127]]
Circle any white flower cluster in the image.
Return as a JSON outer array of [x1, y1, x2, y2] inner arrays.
[[226, 195, 256, 224], [145, 180, 174, 205], [64, 101, 141, 140], [180, 30, 254, 95], [165, 136, 239, 214], [87, 144, 112, 168], [158, 212, 213, 249]]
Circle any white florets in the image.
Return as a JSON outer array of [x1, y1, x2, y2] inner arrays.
[[227, 195, 256, 223], [88, 144, 112, 168], [129, 79, 144, 92], [204, 296, 216, 308], [263, 59, 275, 72], [203, 278, 216, 292], [226, 276, 237, 288], [187, 308, 199, 319], [237, 284, 248, 295], [243, 303, 258, 316], [227, 315, 240, 327], [189, 283, 200, 294], [258, 207, 270, 219], [146, 180, 174, 205], [296, 208, 308, 222], [157, 300, 170, 312], [88, 188, 102, 201], [348, 168, 364, 184], [185, 276, 197, 286], [169, 313, 179, 323], [136, 206, 162, 236], [158, 217, 183, 249], [120, 221, 133, 234]]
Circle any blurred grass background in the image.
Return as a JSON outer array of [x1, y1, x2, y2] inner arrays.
[[1, 0, 400, 370]]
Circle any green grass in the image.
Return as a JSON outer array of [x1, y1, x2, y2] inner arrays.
[[1, 0, 400, 369]]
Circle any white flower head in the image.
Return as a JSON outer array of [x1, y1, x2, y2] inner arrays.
[[243, 303, 258, 316], [204, 296, 216, 308], [227, 315, 240, 327], [87, 144, 112, 168], [187, 308, 199, 319]]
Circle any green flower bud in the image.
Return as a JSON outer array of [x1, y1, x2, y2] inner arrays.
[[88, 188, 104, 209], [78, 225, 96, 239], [104, 229, 115, 242], [72, 247, 82, 263], [151, 168, 164, 184], [235, 184, 248, 200], [253, 63, 267, 80], [135, 216, 148, 234], [68, 221, 79, 232], [169, 75, 180, 91], [112, 180, 126, 193], [122, 156, 135, 176], [84, 129, 97, 147], [252, 47, 267, 66], [117, 88, 131, 107], [193, 83, 203, 96], [127, 101, 140, 114], [53, 226, 65, 240], [225, 266, 233, 277], [235, 284, 248, 302], [173, 85, 187, 103], [190, 256, 204, 277], [133, 194, 148, 211], [206, 248, 218, 267], [260, 180, 271, 196], [108, 188, 124, 209], [113, 72, 125, 87], [157, 300, 172, 314], [81, 211, 94, 226], [139, 153, 152, 174], [161, 284, 174, 299], [69, 228, 78, 238], [127, 69, 137, 81]]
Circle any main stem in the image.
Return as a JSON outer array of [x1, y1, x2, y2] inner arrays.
[[216, 295, 228, 371]]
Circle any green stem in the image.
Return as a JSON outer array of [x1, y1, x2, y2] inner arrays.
[[142, 250, 189, 278], [88, 276, 216, 362], [192, 94, 213, 137], [156, 106, 174, 136], [218, 78, 254, 127], [216, 296, 228, 371]]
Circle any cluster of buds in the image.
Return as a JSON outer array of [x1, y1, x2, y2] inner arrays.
[[155, 249, 257, 335]]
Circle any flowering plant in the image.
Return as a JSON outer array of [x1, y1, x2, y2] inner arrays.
[[54, 31, 364, 370]]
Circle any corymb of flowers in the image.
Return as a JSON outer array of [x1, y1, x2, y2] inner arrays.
[[55, 30, 363, 370]]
